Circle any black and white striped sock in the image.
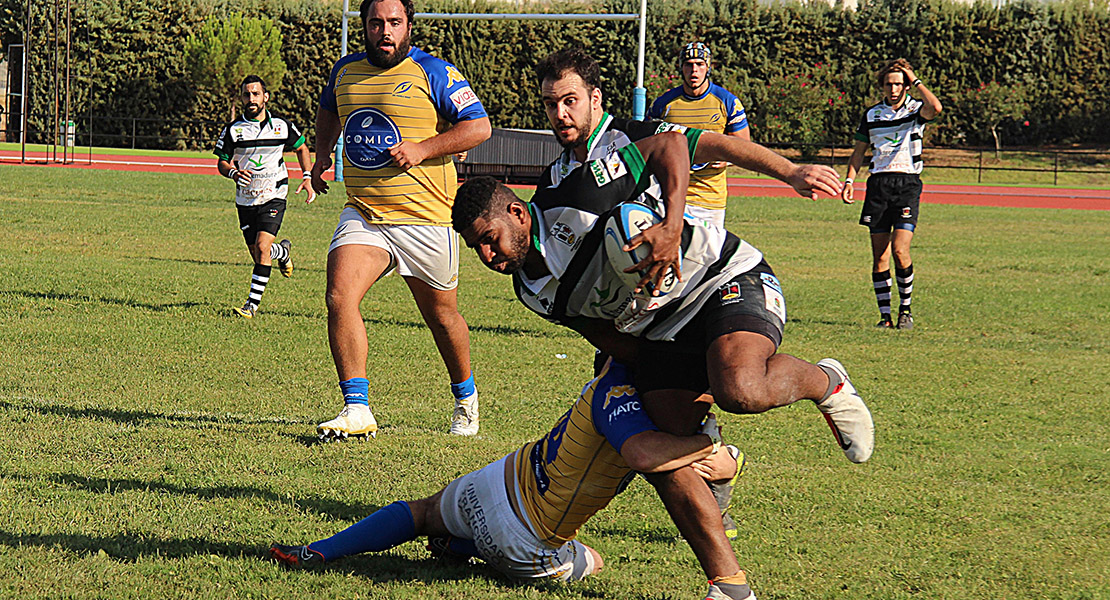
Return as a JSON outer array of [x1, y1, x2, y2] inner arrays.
[[270, 242, 288, 263], [872, 269, 892, 320], [896, 264, 914, 314], [247, 264, 271, 309]]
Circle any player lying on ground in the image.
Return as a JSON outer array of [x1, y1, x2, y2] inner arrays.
[[271, 360, 755, 600]]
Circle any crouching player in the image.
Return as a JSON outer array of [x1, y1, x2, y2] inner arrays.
[[271, 360, 754, 600]]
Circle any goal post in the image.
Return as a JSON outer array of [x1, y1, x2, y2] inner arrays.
[[333, 0, 648, 181]]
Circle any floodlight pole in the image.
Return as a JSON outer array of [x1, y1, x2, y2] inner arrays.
[[334, 7, 645, 182]]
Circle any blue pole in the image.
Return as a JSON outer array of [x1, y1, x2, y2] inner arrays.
[[337, 0, 349, 182], [633, 87, 646, 121], [336, 137, 344, 182]]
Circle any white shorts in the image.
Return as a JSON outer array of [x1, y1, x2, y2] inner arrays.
[[329, 207, 459, 290], [439, 453, 596, 581], [685, 204, 726, 229]]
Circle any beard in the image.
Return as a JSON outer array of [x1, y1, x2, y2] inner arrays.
[[366, 33, 412, 69], [494, 225, 531, 274], [552, 104, 594, 151], [243, 104, 263, 119]]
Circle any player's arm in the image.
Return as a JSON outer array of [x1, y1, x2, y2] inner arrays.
[[217, 157, 250, 186], [623, 130, 693, 291], [293, 142, 317, 204], [842, 140, 869, 204], [621, 430, 717, 473], [389, 116, 491, 170], [901, 65, 943, 121], [310, 107, 341, 195], [692, 132, 841, 200]]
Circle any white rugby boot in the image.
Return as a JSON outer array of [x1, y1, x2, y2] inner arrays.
[[449, 393, 479, 436], [317, 403, 377, 441], [815, 358, 874, 463]]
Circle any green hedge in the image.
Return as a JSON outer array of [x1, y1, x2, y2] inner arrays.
[[4, 0, 1108, 150]]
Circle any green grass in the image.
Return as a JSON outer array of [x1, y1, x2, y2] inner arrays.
[[0, 166, 1107, 600]]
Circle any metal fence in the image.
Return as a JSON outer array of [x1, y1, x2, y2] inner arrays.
[[2, 111, 223, 150]]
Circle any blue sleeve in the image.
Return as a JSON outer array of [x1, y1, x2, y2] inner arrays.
[[713, 85, 748, 133], [590, 362, 658, 454], [412, 48, 488, 123], [647, 96, 666, 119], [318, 54, 362, 114]]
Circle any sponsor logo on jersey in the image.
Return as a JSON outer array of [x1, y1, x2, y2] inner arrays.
[[901, 207, 913, 218], [733, 98, 743, 114], [391, 81, 414, 98], [602, 384, 636, 410], [884, 135, 903, 144], [449, 86, 479, 110], [655, 122, 688, 134], [605, 154, 627, 181], [862, 215, 872, 223], [718, 282, 742, 303], [589, 282, 620, 309], [590, 159, 612, 187], [247, 155, 265, 169], [763, 284, 786, 324], [445, 65, 466, 87], [273, 124, 284, 136], [550, 222, 577, 247], [342, 107, 402, 170], [760, 272, 782, 294], [607, 399, 642, 424], [710, 113, 721, 123]]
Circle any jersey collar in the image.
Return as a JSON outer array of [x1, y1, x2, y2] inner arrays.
[[682, 82, 712, 101], [558, 112, 614, 170]]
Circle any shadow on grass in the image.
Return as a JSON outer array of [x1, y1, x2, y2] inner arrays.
[[0, 397, 315, 430], [140, 255, 326, 274], [584, 522, 680, 545], [4, 471, 374, 522], [1, 288, 552, 336]]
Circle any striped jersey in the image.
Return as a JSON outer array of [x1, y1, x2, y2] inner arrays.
[[514, 360, 656, 546], [213, 112, 305, 206], [648, 84, 748, 211], [854, 97, 930, 175], [520, 115, 763, 341], [320, 48, 487, 225]]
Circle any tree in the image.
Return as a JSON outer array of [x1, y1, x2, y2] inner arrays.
[[957, 82, 1030, 157], [183, 12, 286, 120]]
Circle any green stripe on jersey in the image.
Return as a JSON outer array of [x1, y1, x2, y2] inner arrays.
[[291, 135, 306, 150], [685, 127, 704, 162]]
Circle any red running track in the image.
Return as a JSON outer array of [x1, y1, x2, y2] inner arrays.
[[4, 150, 1108, 210]]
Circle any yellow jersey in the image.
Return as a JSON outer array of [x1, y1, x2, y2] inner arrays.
[[320, 48, 487, 225], [648, 83, 748, 211]]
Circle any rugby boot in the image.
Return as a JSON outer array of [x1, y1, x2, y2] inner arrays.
[[277, 239, 293, 278], [705, 583, 756, 600], [449, 393, 479, 436], [707, 445, 746, 540], [815, 359, 874, 463], [317, 403, 378, 441], [897, 311, 914, 330], [875, 317, 894, 329], [232, 302, 257, 319], [269, 544, 325, 569]]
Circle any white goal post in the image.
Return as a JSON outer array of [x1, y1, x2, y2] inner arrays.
[[334, 0, 648, 181]]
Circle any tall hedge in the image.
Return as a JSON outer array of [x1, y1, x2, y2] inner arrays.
[[4, 0, 1108, 150]]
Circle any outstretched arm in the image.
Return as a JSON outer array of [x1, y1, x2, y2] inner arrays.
[[693, 132, 842, 200]]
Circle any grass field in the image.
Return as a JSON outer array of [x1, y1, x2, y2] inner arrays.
[[0, 166, 1107, 600]]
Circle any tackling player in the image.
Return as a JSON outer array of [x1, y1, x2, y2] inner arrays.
[[271, 360, 753, 600], [214, 75, 316, 319]]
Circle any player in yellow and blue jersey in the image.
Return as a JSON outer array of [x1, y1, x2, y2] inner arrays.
[[307, 0, 491, 441], [271, 360, 753, 599], [649, 42, 749, 229]]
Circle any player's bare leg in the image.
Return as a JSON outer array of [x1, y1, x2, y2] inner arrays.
[[406, 278, 478, 435], [640, 390, 741, 579], [707, 332, 874, 462], [318, 244, 393, 440]]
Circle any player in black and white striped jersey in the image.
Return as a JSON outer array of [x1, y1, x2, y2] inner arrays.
[[214, 75, 316, 319], [842, 59, 943, 330]]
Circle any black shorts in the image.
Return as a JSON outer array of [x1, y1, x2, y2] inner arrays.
[[631, 259, 787, 394], [237, 199, 286, 244], [859, 173, 922, 234]]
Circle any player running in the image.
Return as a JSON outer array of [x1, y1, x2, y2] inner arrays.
[[214, 75, 315, 319], [271, 360, 754, 600]]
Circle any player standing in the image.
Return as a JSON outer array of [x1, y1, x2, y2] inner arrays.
[[214, 75, 316, 319], [649, 42, 750, 229], [842, 58, 943, 330], [308, 0, 491, 439]]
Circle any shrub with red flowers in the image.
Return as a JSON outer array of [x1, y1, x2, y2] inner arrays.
[[754, 63, 846, 157], [953, 81, 1030, 156]]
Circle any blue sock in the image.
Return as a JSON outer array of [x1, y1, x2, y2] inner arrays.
[[309, 501, 416, 561], [450, 374, 476, 400], [339, 377, 369, 406], [447, 536, 480, 558]]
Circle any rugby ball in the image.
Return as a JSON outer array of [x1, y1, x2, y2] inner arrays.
[[602, 203, 680, 295]]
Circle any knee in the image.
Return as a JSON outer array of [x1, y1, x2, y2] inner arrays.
[[714, 381, 773, 415], [325, 285, 358, 314]]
